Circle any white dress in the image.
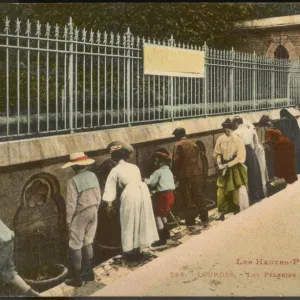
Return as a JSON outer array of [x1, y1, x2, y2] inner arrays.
[[103, 160, 159, 252]]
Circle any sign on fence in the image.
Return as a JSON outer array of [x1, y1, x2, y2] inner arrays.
[[143, 43, 205, 78]]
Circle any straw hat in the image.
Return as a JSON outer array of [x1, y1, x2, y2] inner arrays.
[[61, 152, 95, 169]]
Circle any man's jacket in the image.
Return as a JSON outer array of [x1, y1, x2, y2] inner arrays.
[[172, 138, 203, 180]]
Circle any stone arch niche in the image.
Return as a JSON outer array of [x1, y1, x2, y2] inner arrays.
[[265, 36, 298, 60], [13, 173, 67, 278]]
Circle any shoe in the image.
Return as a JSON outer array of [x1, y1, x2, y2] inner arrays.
[[24, 288, 40, 297], [65, 277, 83, 287], [82, 272, 95, 282], [216, 214, 225, 221], [65, 248, 83, 287], [151, 229, 167, 248], [151, 239, 167, 247]]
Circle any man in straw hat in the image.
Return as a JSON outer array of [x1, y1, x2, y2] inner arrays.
[[61, 152, 101, 287], [172, 127, 209, 227], [213, 118, 249, 221]]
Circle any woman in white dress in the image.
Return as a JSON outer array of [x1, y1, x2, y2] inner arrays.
[[103, 141, 159, 262]]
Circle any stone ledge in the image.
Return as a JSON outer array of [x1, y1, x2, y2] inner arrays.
[[0, 108, 298, 168]]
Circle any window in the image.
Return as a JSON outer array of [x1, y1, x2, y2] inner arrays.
[[274, 45, 289, 60]]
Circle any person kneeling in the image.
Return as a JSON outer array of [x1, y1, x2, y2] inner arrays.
[[145, 149, 175, 248]]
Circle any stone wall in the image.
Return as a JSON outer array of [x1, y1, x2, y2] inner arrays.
[[234, 27, 300, 59], [1, 107, 298, 228]]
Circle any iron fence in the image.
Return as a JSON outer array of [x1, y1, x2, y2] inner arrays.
[[0, 17, 299, 140]]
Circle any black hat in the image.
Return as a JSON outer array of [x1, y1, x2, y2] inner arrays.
[[258, 115, 271, 127], [172, 127, 186, 137], [231, 116, 243, 125], [221, 118, 233, 129]]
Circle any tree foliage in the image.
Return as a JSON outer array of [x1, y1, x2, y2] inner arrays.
[[0, 3, 299, 49]]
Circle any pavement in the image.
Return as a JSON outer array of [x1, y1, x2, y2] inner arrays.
[[41, 208, 222, 297], [90, 176, 300, 297]]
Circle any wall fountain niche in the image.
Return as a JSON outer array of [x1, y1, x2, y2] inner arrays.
[[14, 173, 68, 292]]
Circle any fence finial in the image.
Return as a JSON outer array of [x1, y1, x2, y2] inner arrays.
[[82, 27, 87, 42], [55, 24, 60, 39], [26, 19, 31, 35], [4, 16, 10, 33], [68, 16, 73, 27], [15, 18, 21, 34], [74, 27, 79, 41], [97, 30, 101, 44], [45, 22, 51, 38], [90, 29, 94, 43], [36, 20, 41, 36]]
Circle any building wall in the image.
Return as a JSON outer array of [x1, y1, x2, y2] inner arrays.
[[234, 27, 300, 59]]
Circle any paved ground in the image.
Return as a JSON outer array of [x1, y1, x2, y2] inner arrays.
[[90, 177, 300, 297], [41, 208, 223, 297]]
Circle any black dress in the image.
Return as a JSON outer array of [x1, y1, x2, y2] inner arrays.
[[244, 144, 265, 205], [279, 109, 300, 174]]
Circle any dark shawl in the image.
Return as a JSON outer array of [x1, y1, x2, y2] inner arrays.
[[266, 129, 298, 184], [279, 109, 300, 174]]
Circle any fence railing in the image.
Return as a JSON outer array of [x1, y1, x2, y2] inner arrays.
[[0, 16, 299, 140]]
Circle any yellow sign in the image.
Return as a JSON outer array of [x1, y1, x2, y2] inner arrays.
[[143, 43, 205, 78]]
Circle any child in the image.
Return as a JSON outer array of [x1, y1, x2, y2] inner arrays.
[[145, 148, 175, 247]]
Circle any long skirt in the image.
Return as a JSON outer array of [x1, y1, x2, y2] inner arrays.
[[254, 145, 268, 197], [217, 164, 249, 214], [245, 145, 264, 205], [120, 181, 159, 252]]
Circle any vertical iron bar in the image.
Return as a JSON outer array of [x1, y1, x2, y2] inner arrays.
[[75, 28, 78, 129], [46, 23, 50, 132], [203, 43, 207, 116], [16, 19, 20, 135], [90, 30, 94, 127], [110, 33, 114, 124], [55, 25, 59, 131], [253, 52, 257, 110], [64, 25, 67, 129], [83, 30, 86, 127], [104, 32, 107, 125], [271, 59, 275, 109], [230, 48, 234, 114], [37, 21, 41, 132], [117, 34, 120, 124], [126, 28, 131, 125], [5, 17, 9, 136], [27, 20, 31, 134], [137, 38, 140, 122], [97, 31, 100, 126], [68, 17, 74, 133]]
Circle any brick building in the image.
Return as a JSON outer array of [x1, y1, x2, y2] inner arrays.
[[234, 15, 300, 60]]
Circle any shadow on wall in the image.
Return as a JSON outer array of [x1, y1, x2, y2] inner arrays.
[[13, 173, 68, 282]]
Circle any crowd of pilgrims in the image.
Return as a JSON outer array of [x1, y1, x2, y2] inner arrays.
[[1, 108, 299, 295], [214, 108, 300, 221]]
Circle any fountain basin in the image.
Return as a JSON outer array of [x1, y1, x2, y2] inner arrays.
[[23, 264, 68, 292]]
